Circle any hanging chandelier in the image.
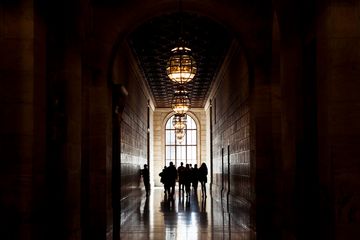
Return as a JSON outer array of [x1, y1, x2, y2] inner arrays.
[[175, 128, 185, 143], [166, 46, 197, 84], [171, 88, 190, 114], [172, 113, 187, 130], [168, 2, 192, 144]]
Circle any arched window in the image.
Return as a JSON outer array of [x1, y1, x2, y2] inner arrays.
[[165, 114, 197, 167]]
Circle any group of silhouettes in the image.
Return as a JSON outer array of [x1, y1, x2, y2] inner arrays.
[[159, 161, 208, 199]]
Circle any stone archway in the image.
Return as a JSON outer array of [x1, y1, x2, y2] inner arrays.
[[83, 1, 273, 239]]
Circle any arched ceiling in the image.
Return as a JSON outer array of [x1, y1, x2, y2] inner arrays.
[[129, 12, 232, 108]]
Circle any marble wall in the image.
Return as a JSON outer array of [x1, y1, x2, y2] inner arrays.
[[207, 40, 253, 228], [111, 43, 153, 225]]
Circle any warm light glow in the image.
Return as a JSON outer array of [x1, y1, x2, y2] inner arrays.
[[172, 113, 187, 130], [171, 46, 191, 52], [171, 89, 191, 114], [166, 46, 197, 84], [173, 105, 189, 113], [173, 121, 186, 130]]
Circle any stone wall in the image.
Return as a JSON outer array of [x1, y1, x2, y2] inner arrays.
[[206, 40, 252, 228], [113, 43, 153, 225]]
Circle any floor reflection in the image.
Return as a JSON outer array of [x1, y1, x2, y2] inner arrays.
[[120, 187, 255, 240]]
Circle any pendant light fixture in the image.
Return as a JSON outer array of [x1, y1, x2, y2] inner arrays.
[[175, 128, 185, 143], [166, 0, 197, 85], [172, 113, 187, 130], [174, 114, 186, 142], [166, 46, 197, 84], [171, 88, 191, 114]]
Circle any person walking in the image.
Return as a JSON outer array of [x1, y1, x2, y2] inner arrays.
[[167, 162, 177, 199], [198, 162, 208, 198], [192, 164, 199, 194], [141, 164, 150, 196], [177, 162, 185, 192], [159, 166, 168, 194], [184, 164, 192, 198]]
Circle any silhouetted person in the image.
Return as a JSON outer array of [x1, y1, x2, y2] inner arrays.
[[141, 164, 150, 196], [199, 162, 208, 197], [184, 164, 192, 198], [177, 162, 185, 192], [192, 164, 199, 193], [189, 163, 193, 190], [167, 161, 177, 199], [159, 166, 168, 194]]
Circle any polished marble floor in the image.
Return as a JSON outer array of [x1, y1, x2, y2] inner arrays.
[[120, 187, 255, 240]]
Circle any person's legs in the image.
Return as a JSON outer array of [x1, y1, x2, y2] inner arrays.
[[185, 182, 190, 197], [201, 181, 206, 197], [145, 181, 150, 195], [170, 183, 175, 198], [193, 181, 198, 192], [165, 184, 170, 196]]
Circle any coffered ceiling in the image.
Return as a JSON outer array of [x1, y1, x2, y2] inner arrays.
[[129, 12, 232, 108]]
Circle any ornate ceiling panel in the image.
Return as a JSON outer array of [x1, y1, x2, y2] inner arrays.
[[129, 12, 232, 108]]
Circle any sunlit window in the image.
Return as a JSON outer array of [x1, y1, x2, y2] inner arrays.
[[165, 114, 197, 168]]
